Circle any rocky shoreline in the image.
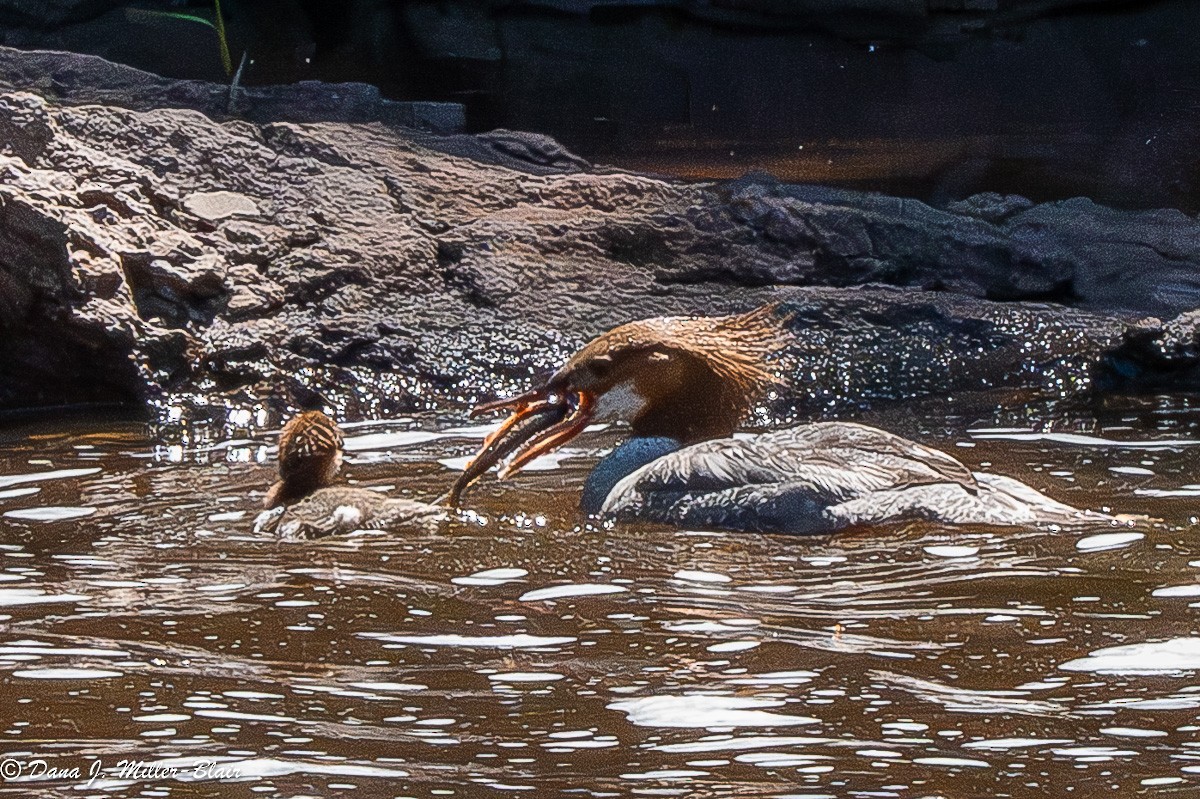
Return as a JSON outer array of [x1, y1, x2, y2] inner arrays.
[[2, 49, 1199, 430]]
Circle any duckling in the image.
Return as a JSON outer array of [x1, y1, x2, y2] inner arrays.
[[254, 410, 443, 538]]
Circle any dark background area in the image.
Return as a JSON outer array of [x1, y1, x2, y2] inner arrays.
[[1, 0, 1197, 211]]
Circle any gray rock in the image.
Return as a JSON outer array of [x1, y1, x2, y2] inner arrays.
[[183, 190, 260, 221], [0, 70, 1198, 428]]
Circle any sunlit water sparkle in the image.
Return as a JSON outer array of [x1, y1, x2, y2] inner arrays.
[[1, 394, 1199, 797]]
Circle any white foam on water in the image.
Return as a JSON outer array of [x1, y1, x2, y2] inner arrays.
[[1051, 746, 1137, 758], [736, 753, 829, 767], [193, 709, 297, 723], [726, 670, 818, 686], [663, 620, 760, 634], [359, 632, 577, 649], [542, 739, 619, 751], [470, 567, 528, 580], [488, 672, 565, 683], [348, 681, 427, 692], [452, 567, 528, 586], [0, 589, 88, 607], [0, 647, 125, 664], [911, 757, 990, 768], [13, 667, 123, 679], [1136, 487, 1200, 497], [924, 545, 979, 558], [1076, 532, 1144, 552], [801, 555, 847, 566], [342, 430, 442, 451], [674, 570, 732, 583], [1152, 585, 1200, 598], [619, 769, 708, 780], [0, 467, 100, 490], [0, 487, 39, 500], [339, 418, 415, 430], [439, 419, 604, 439], [439, 448, 583, 473], [968, 431, 1200, 449], [519, 584, 627, 602], [962, 738, 1074, 750], [608, 695, 819, 729], [223, 690, 284, 700], [292, 676, 391, 695], [1060, 638, 1200, 674], [198, 582, 248, 593], [1100, 727, 1167, 737], [441, 420, 505, 437], [654, 735, 834, 753], [707, 641, 760, 653], [856, 749, 903, 759], [4, 506, 96, 521]]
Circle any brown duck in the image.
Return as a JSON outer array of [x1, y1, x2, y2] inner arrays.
[[448, 305, 1115, 534], [254, 410, 443, 538]]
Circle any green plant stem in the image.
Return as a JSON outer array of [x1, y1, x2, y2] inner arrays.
[[213, 0, 233, 76]]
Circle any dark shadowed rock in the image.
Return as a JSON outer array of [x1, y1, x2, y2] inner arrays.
[[0, 46, 464, 132], [660, 179, 1200, 315], [5, 2, 1200, 214], [0, 55, 1198, 428]]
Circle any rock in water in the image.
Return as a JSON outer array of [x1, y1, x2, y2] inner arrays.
[[1, 50, 1199, 426]]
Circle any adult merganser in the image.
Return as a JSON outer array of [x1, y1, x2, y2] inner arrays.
[[254, 410, 443, 538], [448, 305, 1113, 534]]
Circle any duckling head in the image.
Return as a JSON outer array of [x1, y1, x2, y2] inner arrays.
[[264, 410, 345, 508]]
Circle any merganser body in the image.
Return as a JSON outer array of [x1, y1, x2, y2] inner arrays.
[[254, 411, 443, 538], [448, 305, 1112, 534]]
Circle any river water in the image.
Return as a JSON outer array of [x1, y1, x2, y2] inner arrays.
[[1, 393, 1199, 797]]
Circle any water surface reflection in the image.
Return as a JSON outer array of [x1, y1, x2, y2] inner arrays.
[[1, 396, 1199, 796]]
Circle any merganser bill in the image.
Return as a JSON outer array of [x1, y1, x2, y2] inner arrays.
[[254, 410, 443, 538], [448, 305, 1115, 534]]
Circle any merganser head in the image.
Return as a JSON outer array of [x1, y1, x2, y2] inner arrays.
[[264, 410, 345, 509], [448, 304, 789, 506]]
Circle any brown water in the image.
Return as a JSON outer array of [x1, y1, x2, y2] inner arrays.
[[2, 394, 1200, 798]]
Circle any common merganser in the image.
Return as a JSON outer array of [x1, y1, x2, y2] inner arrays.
[[448, 305, 1114, 534], [254, 411, 443, 538]]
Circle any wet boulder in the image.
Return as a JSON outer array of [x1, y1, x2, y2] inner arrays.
[[1, 50, 1200, 428]]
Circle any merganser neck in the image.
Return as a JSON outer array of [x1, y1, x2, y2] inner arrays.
[[581, 436, 681, 515]]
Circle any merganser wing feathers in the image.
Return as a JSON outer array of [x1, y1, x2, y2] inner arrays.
[[824, 473, 1090, 528], [664, 481, 841, 535], [604, 423, 975, 502], [785, 423, 979, 494], [601, 422, 1089, 534]]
